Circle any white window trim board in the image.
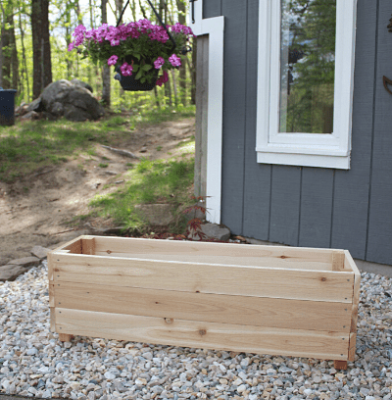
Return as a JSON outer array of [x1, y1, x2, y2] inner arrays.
[[190, 2, 224, 224], [256, 0, 357, 169]]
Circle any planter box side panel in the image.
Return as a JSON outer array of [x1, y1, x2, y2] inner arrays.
[[55, 308, 350, 361]]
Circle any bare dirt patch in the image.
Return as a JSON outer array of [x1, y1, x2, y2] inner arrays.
[[0, 118, 195, 265]]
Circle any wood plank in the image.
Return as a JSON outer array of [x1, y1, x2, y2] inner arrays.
[[55, 308, 350, 361], [54, 281, 352, 332], [59, 333, 74, 342], [332, 251, 345, 271], [94, 252, 331, 271], [348, 332, 357, 362], [51, 253, 354, 302], [344, 251, 361, 333], [334, 360, 348, 371], [93, 236, 339, 270], [50, 307, 55, 332], [52, 237, 82, 254], [82, 238, 95, 255]]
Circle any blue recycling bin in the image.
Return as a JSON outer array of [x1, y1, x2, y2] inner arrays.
[[0, 88, 17, 126]]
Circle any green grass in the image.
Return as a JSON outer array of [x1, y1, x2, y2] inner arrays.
[[156, 146, 163, 151], [99, 163, 109, 168], [0, 106, 195, 182], [88, 157, 195, 232]]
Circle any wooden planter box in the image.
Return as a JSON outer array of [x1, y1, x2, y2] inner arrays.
[[48, 235, 360, 370]]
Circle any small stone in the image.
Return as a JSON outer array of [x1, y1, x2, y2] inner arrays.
[[200, 223, 231, 241], [139, 146, 147, 153], [26, 348, 38, 356], [31, 246, 50, 259], [237, 384, 246, 393], [115, 180, 124, 184], [9, 256, 40, 267], [135, 378, 147, 385], [0, 265, 26, 281], [104, 372, 116, 380]]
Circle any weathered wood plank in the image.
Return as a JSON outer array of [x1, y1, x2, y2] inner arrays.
[[52, 253, 354, 302], [54, 281, 352, 332], [55, 308, 350, 361], [195, 35, 208, 198]]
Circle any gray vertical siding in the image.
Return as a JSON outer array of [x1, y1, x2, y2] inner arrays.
[[366, 1, 392, 264], [203, 0, 392, 264]]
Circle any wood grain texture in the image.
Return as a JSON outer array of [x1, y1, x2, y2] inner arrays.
[[348, 332, 357, 362], [52, 237, 82, 254], [298, 168, 334, 249], [58, 333, 74, 342], [54, 281, 352, 332], [334, 360, 348, 371], [344, 251, 361, 333], [366, 0, 392, 265], [269, 166, 302, 246], [55, 308, 350, 361], [50, 307, 55, 332], [52, 253, 354, 302], [93, 236, 339, 270], [194, 35, 209, 198], [332, 251, 346, 271], [82, 238, 95, 255]]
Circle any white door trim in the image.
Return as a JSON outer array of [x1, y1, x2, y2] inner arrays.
[[190, 2, 225, 224]]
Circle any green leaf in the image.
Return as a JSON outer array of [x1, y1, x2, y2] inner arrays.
[[143, 64, 152, 71], [140, 77, 146, 83], [133, 64, 140, 73], [134, 53, 141, 60], [135, 70, 143, 80]]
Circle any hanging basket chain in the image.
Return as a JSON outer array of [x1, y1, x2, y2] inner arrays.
[[116, 0, 177, 53]]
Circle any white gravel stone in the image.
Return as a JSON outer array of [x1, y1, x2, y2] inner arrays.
[[0, 262, 392, 400]]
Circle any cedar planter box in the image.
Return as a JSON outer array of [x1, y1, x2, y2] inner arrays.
[[48, 235, 360, 370]]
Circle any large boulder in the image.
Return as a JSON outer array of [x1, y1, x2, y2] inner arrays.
[[71, 78, 93, 93], [41, 80, 104, 122]]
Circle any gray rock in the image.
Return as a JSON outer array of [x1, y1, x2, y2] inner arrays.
[[135, 204, 176, 226], [21, 111, 40, 121], [9, 256, 40, 268], [71, 78, 93, 93], [41, 79, 104, 122], [0, 265, 26, 281], [27, 97, 44, 112], [200, 222, 231, 241], [31, 246, 50, 260]]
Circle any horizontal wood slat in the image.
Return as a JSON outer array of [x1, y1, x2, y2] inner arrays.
[[53, 281, 352, 332], [93, 237, 343, 270], [55, 308, 350, 360], [52, 254, 355, 302]]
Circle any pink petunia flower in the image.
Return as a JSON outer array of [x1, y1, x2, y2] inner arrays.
[[154, 56, 165, 69], [120, 62, 133, 76], [156, 70, 169, 87], [168, 54, 181, 67], [68, 42, 75, 51], [110, 39, 120, 46], [73, 24, 86, 37], [107, 55, 118, 66]]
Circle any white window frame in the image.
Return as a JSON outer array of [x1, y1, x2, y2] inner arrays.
[[256, 0, 357, 169]]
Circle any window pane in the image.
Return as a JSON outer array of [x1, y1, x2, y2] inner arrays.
[[279, 0, 336, 133]]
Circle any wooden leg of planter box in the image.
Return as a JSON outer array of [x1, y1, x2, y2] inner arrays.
[[59, 333, 74, 342], [334, 360, 348, 370]]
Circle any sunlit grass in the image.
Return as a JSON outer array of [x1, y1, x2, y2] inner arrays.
[[0, 106, 195, 182], [88, 157, 195, 233]]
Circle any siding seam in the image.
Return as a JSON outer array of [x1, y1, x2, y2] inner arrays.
[[364, 0, 379, 260], [241, 0, 250, 235], [267, 167, 273, 241], [329, 170, 336, 249], [297, 167, 303, 247]]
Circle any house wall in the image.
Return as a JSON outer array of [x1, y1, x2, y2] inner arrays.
[[202, 0, 392, 265]]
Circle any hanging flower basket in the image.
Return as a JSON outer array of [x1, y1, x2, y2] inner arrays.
[[68, 20, 194, 92]]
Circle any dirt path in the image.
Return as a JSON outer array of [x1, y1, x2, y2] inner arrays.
[[0, 118, 195, 265]]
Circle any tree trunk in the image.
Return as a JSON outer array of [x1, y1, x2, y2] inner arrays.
[[10, 14, 18, 91], [65, 10, 72, 80], [131, 0, 137, 21], [19, 12, 29, 100], [2, 13, 12, 89], [101, 0, 111, 107], [176, 0, 187, 105]]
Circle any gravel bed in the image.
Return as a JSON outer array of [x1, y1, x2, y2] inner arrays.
[[0, 261, 391, 400]]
